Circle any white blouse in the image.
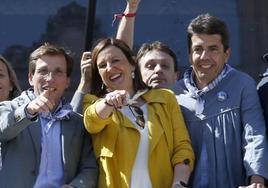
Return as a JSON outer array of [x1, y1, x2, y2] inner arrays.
[[120, 104, 152, 188]]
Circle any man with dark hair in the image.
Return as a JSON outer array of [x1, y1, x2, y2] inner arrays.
[[173, 14, 268, 188], [136, 41, 179, 88], [0, 43, 98, 188]]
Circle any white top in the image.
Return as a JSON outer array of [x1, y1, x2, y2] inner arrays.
[[120, 104, 152, 188]]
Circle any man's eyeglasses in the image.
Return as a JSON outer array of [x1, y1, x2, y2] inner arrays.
[[36, 68, 67, 78], [128, 105, 145, 129]]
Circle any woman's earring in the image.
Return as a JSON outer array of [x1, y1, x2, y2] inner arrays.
[[131, 72, 135, 79], [101, 83, 105, 90]]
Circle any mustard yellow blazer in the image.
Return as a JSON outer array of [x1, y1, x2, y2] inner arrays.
[[83, 88, 194, 188]]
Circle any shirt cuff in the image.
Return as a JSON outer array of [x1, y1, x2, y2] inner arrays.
[[24, 104, 38, 121]]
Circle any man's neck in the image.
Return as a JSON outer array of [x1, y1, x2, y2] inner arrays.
[[196, 81, 208, 90], [51, 100, 62, 113], [193, 76, 209, 90]]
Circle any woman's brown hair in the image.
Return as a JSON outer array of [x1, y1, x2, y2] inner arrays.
[[0, 55, 21, 100], [90, 38, 148, 97]]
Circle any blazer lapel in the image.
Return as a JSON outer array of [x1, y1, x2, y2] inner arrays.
[[61, 120, 75, 173], [28, 122, 42, 168]]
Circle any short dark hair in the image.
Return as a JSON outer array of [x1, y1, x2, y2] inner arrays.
[[187, 13, 230, 53], [0, 55, 21, 100], [29, 43, 74, 77], [91, 38, 148, 97], [136, 41, 178, 71]]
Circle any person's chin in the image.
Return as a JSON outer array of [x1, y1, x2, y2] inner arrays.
[[149, 78, 167, 87], [149, 82, 163, 89]]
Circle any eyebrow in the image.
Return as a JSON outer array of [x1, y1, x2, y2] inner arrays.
[[192, 44, 219, 48], [36, 66, 65, 70], [145, 59, 156, 64]]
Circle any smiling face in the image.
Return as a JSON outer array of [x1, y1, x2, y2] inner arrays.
[[28, 55, 70, 106], [0, 60, 13, 101], [189, 34, 231, 89], [139, 49, 178, 89], [96, 45, 135, 95]]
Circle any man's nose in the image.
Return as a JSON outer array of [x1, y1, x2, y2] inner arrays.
[[154, 64, 162, 72], [44, 72, 53, 81], [200, 50, 209, 60]]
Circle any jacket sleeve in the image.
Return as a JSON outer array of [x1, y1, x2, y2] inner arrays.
[[69, 131, 99, 188], [241, 77, 268, 179], [83, 94, 114, 134], [257, 81, 268, 135], [70, 91, 86, 115], [0, 99, 36, 142], [169, 92, 195, 170]]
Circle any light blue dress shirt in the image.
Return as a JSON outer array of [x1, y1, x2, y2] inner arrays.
[[34, 108, 64, 188]]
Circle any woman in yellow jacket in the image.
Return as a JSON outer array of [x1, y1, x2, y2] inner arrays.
[[83, 38, 194, 188]]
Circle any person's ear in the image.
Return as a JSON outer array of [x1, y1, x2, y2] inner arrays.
[[224, 48, 231, 64], [174, 71, 180, 81], [28, 72, 34, 86], [65, 77, 71, 89], [188, 50, 194, 65], [132, 55, 137, 63]]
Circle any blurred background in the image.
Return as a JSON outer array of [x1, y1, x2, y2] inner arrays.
[[1, 0, 268, 99]]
